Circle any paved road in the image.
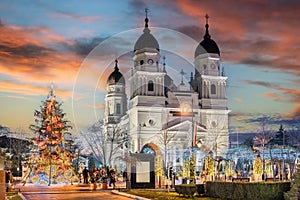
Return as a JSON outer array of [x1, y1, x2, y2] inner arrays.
[[22, 191, 134, 200]]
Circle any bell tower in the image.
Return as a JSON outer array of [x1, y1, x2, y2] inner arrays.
[[191, 14, 227, 110], [104, 59, 127, 124], [129, 9, 166, 107]]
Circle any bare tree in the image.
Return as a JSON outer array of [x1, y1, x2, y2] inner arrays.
[[9, 131, 28, 173], [253, 121, 272, 172], [158, 126, 177, 170], [80, 121, 129, 167]]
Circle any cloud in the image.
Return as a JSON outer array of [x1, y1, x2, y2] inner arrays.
[[173, 0, 300, 76], [69, 36, 108, 56], [0, 20, 81, 88], [234, 98, 243, 103], [0, 81, 72, 100], [229, 111, 300, 133], [245, 80, 300, 118], [129, 0, 148, 16], [175, 25, 201, 41], [51, 12, 100, 23], [87, 103, 105, 109]]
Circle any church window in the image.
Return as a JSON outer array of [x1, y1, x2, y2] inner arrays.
[[116, 103, 121, 114], [140, 60, 144, 65], [211, 84, 216, 94], [149, 119, 154, 126], [148, 80, 154, 91]]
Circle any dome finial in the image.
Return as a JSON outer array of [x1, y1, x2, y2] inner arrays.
[[114, 59, 119, 71], [204, 14, 211, 39], [145, 8, 149, 28]]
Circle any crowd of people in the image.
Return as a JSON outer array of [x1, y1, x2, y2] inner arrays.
[[79, 166, 117, 188]]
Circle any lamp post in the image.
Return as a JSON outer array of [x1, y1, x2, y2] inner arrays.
[[181, 96, 196, 184]]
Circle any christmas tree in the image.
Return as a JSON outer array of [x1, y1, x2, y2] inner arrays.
[[22, 86, 75, 185]]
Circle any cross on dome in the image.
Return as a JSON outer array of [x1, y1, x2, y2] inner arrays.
[[115, 59, 119, 70], [145, 8, 149, 28], [180, 69, 186, 84], [204, 14, 211, 39]]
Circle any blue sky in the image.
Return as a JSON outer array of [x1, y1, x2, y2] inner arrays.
[[0, 0, 299, 135]]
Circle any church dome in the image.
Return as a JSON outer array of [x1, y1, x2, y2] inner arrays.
[[107, 60, 125, 85], [134, 16, 159, 52], [194, 15, 220, 58]]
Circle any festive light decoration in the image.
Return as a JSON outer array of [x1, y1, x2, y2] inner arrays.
[[22, 86, 75, 185], [155, 154, 163, 176], [205, 156, 214, 176], [253, 155, 263, 175]]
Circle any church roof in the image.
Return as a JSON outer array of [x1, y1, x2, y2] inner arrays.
[[134, 15, 159, 52], [107, 60, 125, 85], [194, 14, 220, 58]]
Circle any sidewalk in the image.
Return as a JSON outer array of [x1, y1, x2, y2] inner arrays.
[[11, 181, 147, 200], [14, 180, 126, 192]]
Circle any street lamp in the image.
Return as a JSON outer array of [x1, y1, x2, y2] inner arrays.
[[181, 97, 196, 184]]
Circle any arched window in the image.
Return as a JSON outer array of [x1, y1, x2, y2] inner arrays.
[[211, 84, 216, 95], [148, 80, 154, 91], [116, 103, 121, 114], [140, 60, 144, 65]]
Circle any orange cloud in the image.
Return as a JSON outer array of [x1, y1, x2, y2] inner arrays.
[[0, 81, 72, 101], [234, 98, 243, 103], [0, 22, 81, 88], [175, 0, 300, 77], [247, 81, 300, 118], [87, 103, 105, 109]]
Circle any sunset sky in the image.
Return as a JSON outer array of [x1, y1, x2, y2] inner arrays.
[[0, 0, 299, 136]]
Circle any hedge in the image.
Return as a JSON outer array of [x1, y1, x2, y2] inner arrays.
[[205, 181, 291, 200], [175, 184, 204, 197]]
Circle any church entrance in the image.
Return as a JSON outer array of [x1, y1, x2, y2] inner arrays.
[[141, 143, 164, 188]]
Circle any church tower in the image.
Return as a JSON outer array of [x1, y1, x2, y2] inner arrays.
[[104, 59, 127, 124], [192, 14, 230, 157], [129, 10, 165, 105], [128, 11, 166, 152], [192, 14, 227, 110]]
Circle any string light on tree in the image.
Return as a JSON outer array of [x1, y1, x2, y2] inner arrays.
[[22, 86, 76, 185]]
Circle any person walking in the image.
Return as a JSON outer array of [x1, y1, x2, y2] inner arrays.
[[109, 168, 116, 189], [82, 167, 89, 184]]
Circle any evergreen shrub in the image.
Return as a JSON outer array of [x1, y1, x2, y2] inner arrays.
[[205, 181, 290, 200]]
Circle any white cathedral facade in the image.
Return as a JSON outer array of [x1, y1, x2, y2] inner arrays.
[[103, 14, 230, 171]]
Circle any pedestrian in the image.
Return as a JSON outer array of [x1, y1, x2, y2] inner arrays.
[[5, 170, 13, 192], [109, 168, 116, 189], [82, 167, 89, 184], [122, 170, 127, 182]]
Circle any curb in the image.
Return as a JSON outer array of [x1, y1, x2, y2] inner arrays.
[[111, 190, 151, 200], [18, 192, 27, 200]]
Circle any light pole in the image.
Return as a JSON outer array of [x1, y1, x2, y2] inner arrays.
[[181, 96, 196, 184]]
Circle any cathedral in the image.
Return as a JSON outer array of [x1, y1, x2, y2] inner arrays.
[[103, 13, 230, 172]]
